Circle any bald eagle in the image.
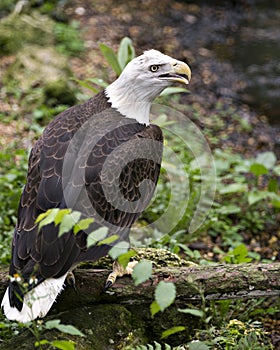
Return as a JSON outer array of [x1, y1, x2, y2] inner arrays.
[[1, 50, 191, 322]]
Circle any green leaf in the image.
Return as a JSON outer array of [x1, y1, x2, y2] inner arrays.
[[45, 320, 84, 336], [58, 211, 81, 237], [117, 37, 135, 70], [150, 300, 161, 317], [160, 87, 189, 96], [218, 183, 247, 194], [268, 178, 278, 193], [74, 218, 94, 235], [250, 163, 268, 176], [234, 163, 250, 173], [178, 308, 204, 318], [71, 78, 100, 93], [98, 234, 119, 246], [248, 190, 270, 205], [132, 260, 152, 286], [51, 340, 75, 350], [87, 227, 108, 248], [37, 209, 60, 230], [117, 250, 137, 269], [54, 209, 72, 226], [35, 340, 50, 347], [188, 341, 210, 350], [272, 200, 280, 208], [233, 244, 249, 259], [224, 244, 252, 264], [271, 193, 280, 208], [36, 210, 52, 223], [155, 281, 176, 311], [109, 241, 129, 260], [99, 43, 122, 75], [45, 319, 61, 329], [154, 341, 162, 350], [216, 204, 241, 215], [255, 151, 276, 169], [274, 165, 280, 176], [161, 326, 185, 339]]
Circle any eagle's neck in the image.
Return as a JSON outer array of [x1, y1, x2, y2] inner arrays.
[[105, 80, 151, 125]]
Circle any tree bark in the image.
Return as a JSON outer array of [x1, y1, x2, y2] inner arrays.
[[1, 262, 279, 350], [1, 262, 280, 310]]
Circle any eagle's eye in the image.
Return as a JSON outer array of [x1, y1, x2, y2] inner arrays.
[[150, 65, 159, 72]]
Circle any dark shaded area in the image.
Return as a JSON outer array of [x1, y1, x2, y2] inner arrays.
[[66, 0, 279, 157]]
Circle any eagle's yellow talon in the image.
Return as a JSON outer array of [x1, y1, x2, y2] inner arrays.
[[104, 260, 139, 290], [66, 271, 77, 292]]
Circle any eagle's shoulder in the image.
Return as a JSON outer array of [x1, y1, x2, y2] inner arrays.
[[42, 91, 111, 138], [137, 123, 163, 141]]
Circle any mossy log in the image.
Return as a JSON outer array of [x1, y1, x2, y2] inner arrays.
[[0, 251, 279, 349], [1, 254, 280, 308], [43, 262, 279, 314]]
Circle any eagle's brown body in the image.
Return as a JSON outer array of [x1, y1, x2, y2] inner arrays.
[[2, 49, 191, 322], [9, 91, 163, 310]]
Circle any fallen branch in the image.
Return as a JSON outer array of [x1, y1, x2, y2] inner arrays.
[[1, 261, 279, 350], [1, 262, 280, 311]]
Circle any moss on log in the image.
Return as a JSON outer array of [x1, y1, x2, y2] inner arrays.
[[0, 250, 279, 349]]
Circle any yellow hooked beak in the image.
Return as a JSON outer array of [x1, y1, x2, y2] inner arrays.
[[159, 60, 191, 85]]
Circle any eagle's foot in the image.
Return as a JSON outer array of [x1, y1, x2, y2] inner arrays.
[[66, 271, 77, 292], [104, 260, 138, 290]]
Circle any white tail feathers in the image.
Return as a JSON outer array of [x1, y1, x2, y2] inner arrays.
[[1, 274, 67, 323]]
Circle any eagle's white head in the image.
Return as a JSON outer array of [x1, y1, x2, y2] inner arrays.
[[105, 49, 191, 125]]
